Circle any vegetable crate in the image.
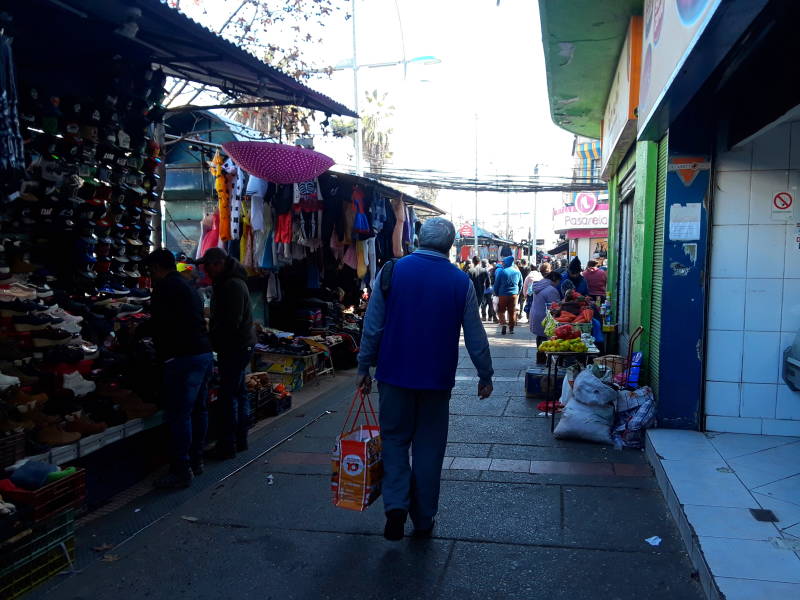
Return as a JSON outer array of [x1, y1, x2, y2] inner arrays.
[[2, 469, 86, 525], [0, 511, 75, 600], [0, 432, 25, 469]]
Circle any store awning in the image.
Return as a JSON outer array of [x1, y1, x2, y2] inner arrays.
[[10, 0, 357, 118], [548, 240, 569, 255], [538, 0, 642, 139]]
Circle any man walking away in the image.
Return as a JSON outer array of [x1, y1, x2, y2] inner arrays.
[[522, 263, 544, 319], [469, 256, 491, 321], [583, 260, 608, 302], [357, 217, 494, 541], [198, 248, 257, 459], [517, 260, 531, 319], [145, 249, 214, 489], [493, 255, 522, 335]]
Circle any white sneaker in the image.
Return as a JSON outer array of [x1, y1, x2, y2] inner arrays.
[[62, 371, 96, 397], [54, 320, 82, 335], [0, 371, 21, 390]]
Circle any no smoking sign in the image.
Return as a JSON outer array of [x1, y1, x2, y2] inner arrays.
[[772, 191, 794, 222]]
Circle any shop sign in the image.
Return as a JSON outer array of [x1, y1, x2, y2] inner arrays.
[[772, 191, 793, 222], [668, 156, 711, 187], [568, 229, 608, 240], [639, 0, 722, 134], [601, 17, 643, 180], [575, 193, 599, 215], [553, 204, 610, 233], [458, 223, 474, 238]]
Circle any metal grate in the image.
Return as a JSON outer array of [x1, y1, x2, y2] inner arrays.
[[650, 133, 669, 399]]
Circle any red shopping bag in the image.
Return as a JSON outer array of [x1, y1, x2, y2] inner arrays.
[[331, 388, 383, 511]]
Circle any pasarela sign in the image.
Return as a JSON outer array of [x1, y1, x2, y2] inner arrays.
[[552, 202, 610, 233]]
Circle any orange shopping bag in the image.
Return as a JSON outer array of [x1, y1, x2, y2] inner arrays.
[[331, 388, 383, 511]]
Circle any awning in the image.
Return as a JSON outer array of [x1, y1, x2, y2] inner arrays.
[[8, 0, 357, 118], [548, 241, 569, 255], [576, 141, 601, 161]]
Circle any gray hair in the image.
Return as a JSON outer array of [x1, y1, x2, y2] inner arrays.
[[418, 217, 456, 253]]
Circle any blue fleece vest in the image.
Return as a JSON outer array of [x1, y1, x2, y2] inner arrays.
[[376, 252, 470, 390]]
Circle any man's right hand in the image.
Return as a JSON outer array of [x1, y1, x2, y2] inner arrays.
[[478, 383, 493, 399], [358, 374, 373, 393]]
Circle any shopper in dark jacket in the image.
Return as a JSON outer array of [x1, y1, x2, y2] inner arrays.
[[199, 248, 256, 459], [469, 256, 491, 320], [145, 249, 214, 489]]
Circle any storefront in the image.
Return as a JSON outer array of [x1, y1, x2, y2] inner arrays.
[[552, 194, 609, 267], [0, 1, 356, 595]]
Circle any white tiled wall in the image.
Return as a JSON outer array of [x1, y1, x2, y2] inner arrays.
[[707, 121, 800, 435]]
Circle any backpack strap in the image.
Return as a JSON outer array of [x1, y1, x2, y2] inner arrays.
[[380, 259, 399, 297]]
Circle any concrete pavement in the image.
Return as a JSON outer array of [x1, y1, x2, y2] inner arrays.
[[30, 319, 703, 600]]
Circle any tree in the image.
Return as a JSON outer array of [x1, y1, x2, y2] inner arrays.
[[165, 0, 348, 139], [414, 185, 439, 206], [332, 89, 395, 174]]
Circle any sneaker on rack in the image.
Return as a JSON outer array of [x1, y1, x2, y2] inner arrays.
[[12, 313, 64, 331], [36, 424, 81, 446], [0, 298, 47, 317], [63, 371, 97, 397], [42, 345, 85, 365], [0, 371, 21, 390], [0, 282, 39, 302], [112, 302, 142, 318], [128, 287, 151, 302], [64, 415, 107, 435], [53, 319, 82, 335], [31, 328, 75, 348], [38, 305, 84, 324]]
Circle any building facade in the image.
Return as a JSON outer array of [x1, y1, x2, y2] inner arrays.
[[539, 0, 799, 434]]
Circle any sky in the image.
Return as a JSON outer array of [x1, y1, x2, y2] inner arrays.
[[174, 0, 577, 247]]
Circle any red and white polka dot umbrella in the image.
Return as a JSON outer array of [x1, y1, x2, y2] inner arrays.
[[222, 141, 335, 184]]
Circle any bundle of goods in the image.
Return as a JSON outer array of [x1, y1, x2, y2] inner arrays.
[[245, 372, 292, 420], [537, 324, 589, 353], [548, 290, 595, 324]]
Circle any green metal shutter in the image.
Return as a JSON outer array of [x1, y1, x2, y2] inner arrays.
[[649, 134, 668, 398]]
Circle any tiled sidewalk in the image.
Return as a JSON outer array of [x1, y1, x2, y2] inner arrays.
[[647, 429, 800, 599]]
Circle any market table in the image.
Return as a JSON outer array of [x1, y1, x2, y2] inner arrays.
[[544, 349, 601, 432]]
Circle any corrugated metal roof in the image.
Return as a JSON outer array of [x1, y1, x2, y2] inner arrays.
[[12, 0, 357, 118]]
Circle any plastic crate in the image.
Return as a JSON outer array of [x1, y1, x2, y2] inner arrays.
[[0, 432, 25, 469], [0, 510, 75, 576], [2, 469, 86, 524], [0, 538, 74, 600]]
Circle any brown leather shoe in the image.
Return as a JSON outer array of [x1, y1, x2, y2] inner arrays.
[[65, 416, 107, 435], [118, 395, 158, 419], [9, 390, 48, 412], [37, 424, 81, 446]]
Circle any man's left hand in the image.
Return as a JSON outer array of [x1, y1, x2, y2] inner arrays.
[[358, 374, 373, 393]]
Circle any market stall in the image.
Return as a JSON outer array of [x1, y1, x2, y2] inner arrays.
[[0, 1, 356, 595]]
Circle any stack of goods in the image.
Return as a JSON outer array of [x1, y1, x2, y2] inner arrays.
[[245, 371, 291, 421], [549, 290, 596, 325], [254, 330, 315, 356], [537, 324, 590, 354], [0, 461, 85, 599], [0, 60, 166, 462]]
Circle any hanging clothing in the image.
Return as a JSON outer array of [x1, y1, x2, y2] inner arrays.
[[246, 176, 267, 232], [274, 212, 293, 244], [366, 237, 378, 289], [390, 198, 406, 258], [356, 241, 367, 279], [0, 34, 25, 181], [209, 150, 232, 241], [343, 244, 358, 270], [370, 192, 388, 233], [200, 211, 221, 256], [266, 272, 282, 302], [352, 185, 370, 236]]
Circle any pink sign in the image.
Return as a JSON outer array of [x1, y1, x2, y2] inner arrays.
[[575, 193, 599, 215], [568, 229, 608, 240]]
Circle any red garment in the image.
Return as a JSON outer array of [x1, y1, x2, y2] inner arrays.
[[582, 267, 608, 296], [275, 212, 293, 244], [200, 212, 221, 256]]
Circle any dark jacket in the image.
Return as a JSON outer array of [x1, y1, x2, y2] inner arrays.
[[149, 271, 212, 360], [210, 258, 256, 354], [469, 265, 490, 296]]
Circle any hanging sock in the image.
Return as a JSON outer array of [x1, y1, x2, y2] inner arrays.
[[352, 185, 370, 236]]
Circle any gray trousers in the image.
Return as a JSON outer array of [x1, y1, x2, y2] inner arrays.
[[378, 381, 451, 530]]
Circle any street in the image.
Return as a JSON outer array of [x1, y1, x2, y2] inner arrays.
[[32, 322, 703, 600]]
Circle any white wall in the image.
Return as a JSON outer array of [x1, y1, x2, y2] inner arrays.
[[706, 121, 800, 435]]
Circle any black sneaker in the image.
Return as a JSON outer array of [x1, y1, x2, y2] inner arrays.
[[509, 326, 515, 335], [0, 298, 47, 316], [43, 345, 87, 365], [501, 326, 507, 335], [12, 313, 63, 331], [412, 520, 436, 539], [31, 328, 75, 347], [384, 509, 407, 541], [191, 460, 204, 476]]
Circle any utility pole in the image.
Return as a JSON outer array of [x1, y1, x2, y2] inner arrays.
[[532, 164, 539, 261], [474, 114, 479, 257], [352, 0, 363, 175]]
